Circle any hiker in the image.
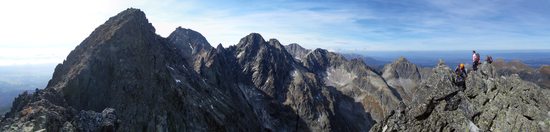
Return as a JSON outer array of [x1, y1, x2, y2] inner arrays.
[[454, 63, 467, 88], [486, 55, 493, 64], [472, 50, 480, 71]]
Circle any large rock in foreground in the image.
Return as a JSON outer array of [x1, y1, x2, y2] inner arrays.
[[371, 62, 550, 131]]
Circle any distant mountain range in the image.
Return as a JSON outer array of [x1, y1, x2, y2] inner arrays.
[[1, 8, 548, 131], [353, 50, 550, 68]]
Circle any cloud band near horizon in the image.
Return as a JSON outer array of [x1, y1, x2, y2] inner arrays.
[[0, 0, 549, 65]]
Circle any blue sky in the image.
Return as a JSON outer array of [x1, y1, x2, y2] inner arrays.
[[0, 0, 549, 65]]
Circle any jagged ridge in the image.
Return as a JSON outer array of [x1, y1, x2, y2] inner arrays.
[[371, 61, 550, 131], [1, 8, 549, 132]]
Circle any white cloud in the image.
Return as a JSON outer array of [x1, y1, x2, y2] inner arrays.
[[0, 0, 549, 66], [0, 0, 135, 65]]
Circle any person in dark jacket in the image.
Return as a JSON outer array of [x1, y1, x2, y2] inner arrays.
[[455, 63, 467, 88]]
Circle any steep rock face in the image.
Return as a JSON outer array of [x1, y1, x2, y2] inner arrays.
[[2, 8, 260, 131], [371, 61, 550, 131], [493, 59, 549, 89], [233, 34, 296, 101], [300, 48, 402, 122], [285, 43, 311, 61], [539, 65, 550, 88], [341, 53, 389, 71], [167, 27, 213, 72], [220, 34, 375, 131], [381, 57, 422, 104]]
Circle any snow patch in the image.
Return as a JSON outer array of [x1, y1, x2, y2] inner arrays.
[[355, 95, 367, 103], [324, 67, 356, 87], [291, 70, 299, 77], [468, 120, 480, 132], [175, 79, 181, 83], [166, 65, 175, 71], [188, 42, 194, 51], [237, 51, 245, 58]]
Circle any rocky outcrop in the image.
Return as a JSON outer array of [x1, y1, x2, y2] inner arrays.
[[1, 8, 384, 132], [371, 61, 550, 131], [1, 88, 71, 131], [539, 65, 550, 88], [285, 43, 311, 61], [300, 48, 402, 122], [220, 33, 377, 131], [493, 59, 550, 89], [167, 27, 213, 72], [341, 53, 389, 71], [2, 8, 260, 131], [381, 57, 422, 104]]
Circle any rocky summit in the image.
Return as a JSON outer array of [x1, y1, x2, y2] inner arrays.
[[371, 61, 550, 131], [1, 8, 549, 132]]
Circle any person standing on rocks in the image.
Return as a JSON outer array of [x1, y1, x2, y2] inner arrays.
[[454, 63, 467, 88], [486, 55, 493, 64], [472, 50, 480, 71]]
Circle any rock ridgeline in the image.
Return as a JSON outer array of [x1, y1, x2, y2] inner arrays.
[[381, 57, 422, 104], [492, 59, 550, 89], [2, 8, 261, 131], [371, 60, 550, 131], [1, 8, 549, 132], [0, 8, 390, 131]]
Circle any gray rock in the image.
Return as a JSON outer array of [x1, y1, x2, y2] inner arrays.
[[371, 62, 550, 131], [74, 108, 118, 131], [2, 8, 261, 131], [493, 59, 549, 89], [381, 57, 422, 104], [285, 43, 311, 62]]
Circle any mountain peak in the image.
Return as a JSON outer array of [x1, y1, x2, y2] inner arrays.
[[268, 38, 285, 49], [396, 56, 409, 63], [247, 32, 263, 38], [119, 8, 144, 16], [104, 8, 154, 32], [285, 43, 310, 61], [237, 33, 265, 47], [168, 27, 212, 50], [382, 56, 421, 104], [287, 43, 305, 49], [216, 43, 224, 50], [169, 27, 208, 41]]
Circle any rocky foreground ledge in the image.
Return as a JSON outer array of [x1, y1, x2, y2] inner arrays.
[[371, 61, 550, 131]]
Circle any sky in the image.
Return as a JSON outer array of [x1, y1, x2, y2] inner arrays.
[[0, 0, 549, 66]]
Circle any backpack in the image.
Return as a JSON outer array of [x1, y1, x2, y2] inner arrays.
[[486, 56, 493, 63], [475, 53, 480, 61], [455, 67, 466, 82]]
